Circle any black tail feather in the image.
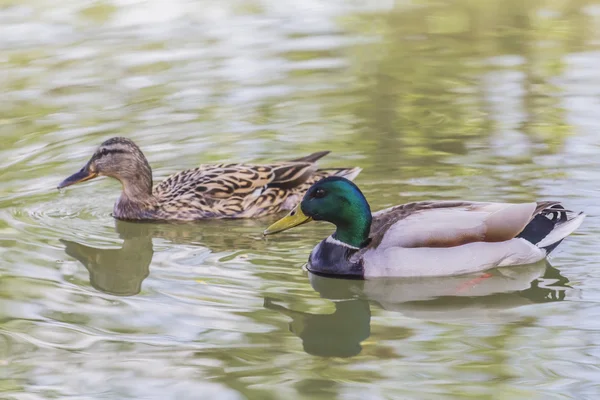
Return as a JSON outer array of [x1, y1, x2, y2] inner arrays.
[[517, 204, 568, 254]]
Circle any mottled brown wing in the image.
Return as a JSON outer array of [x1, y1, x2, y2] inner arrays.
[[153, 162, 320, 218], [231, 162, 322, 217], [269, 162, 319, 189], [155, 162, 315, 199], [366, 201, 539, 250], [191, 164, 275, 199], [152, 150, 361, 219]]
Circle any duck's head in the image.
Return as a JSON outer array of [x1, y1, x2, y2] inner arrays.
[[264, 176, 372, 248], [58, 137, 153, 196]]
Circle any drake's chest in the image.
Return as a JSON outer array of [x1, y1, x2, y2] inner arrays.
[[308, 239, 364, 278]]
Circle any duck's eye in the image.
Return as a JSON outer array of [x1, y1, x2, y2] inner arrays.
[[313, 188, 326, 198]]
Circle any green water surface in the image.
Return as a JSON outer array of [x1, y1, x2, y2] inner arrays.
[[2, 0, 600, 399]]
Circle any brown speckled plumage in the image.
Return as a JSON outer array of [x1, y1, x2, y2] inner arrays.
[[58, 137, 361, 221]]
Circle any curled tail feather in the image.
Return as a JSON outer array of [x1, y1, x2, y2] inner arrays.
[[517, 203, 585, 254], [289, 151, 331, 163], [313, 167, 362, 183], [277, 167, 362, 212]]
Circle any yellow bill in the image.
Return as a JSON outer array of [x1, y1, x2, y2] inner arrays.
[[264, 205, 312, 235]]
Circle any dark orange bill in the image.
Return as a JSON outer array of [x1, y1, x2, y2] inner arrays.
[[57, 167, 98, 189]]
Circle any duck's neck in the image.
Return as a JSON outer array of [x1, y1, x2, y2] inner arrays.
[[331, 202, 372, 249], [122, 175, 153, 201], [114, 169, 157, 219], [333, 222, 370, 249]]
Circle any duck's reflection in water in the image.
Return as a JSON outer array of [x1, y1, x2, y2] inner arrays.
[[61, 221, 154, 296], [265, 261, 571, 357], [264, 297, 371, 358], [61, 219, 268, 296]]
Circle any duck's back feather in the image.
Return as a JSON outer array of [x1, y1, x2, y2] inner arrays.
[[343, 200, 584, 278], [150, 155, 361, 219], [369, 201, 537, 250]]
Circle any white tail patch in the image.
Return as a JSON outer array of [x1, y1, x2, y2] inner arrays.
[[536, 212, 586, 249]]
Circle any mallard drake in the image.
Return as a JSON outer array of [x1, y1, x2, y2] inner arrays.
[[264, 177, 585, 278], [57, 137, 361, 221]]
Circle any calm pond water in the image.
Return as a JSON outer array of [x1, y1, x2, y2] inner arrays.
[[2, 0, 600, 398]]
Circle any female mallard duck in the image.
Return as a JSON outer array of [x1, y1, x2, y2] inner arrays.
[[264, 177, 585, 278], [57, 137, 361, 221]]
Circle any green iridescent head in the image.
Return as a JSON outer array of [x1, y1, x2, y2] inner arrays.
[[264, 177, 372, 248]]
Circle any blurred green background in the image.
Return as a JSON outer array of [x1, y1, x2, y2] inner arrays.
[[1, 0, 600, 399]]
